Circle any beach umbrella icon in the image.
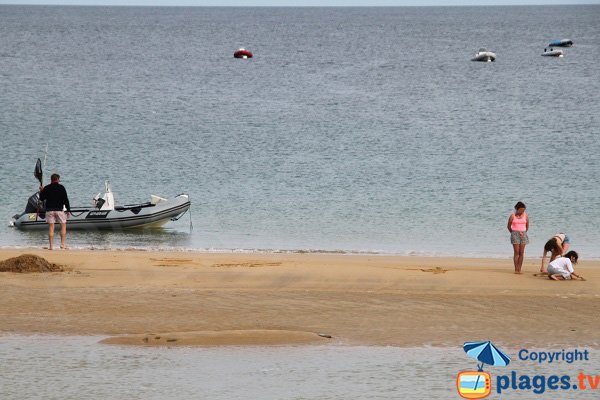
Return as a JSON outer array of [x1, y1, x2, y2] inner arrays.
[[463, 341, 511, 371]]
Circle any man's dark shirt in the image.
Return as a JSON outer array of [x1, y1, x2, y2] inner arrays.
[[40, 182, 71, 212]]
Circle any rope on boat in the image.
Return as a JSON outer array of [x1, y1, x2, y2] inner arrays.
[[170, 208, 188, 222], [188, 197, 193, 231], [170, 193, 192, 231]]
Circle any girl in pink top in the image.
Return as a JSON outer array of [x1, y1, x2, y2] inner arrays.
[[507, 201, 529, 274]]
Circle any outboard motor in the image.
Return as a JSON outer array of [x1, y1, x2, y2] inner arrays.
[[25, 192, 44, 213]]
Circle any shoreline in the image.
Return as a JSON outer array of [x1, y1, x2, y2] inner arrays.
[[1, 248, 598, 347], [4, 244, 599, 260]]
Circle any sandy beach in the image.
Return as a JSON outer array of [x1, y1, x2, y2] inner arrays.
[[0, 249, 598, 348]]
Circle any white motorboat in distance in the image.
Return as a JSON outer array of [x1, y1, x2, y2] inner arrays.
[[471, 48, 496, 62], [11, 182, 190, 231]]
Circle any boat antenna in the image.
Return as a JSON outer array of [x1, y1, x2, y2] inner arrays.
[[43, 143, 48, 171], [42, 143, 48, 185]]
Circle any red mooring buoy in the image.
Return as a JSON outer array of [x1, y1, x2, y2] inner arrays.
[[234, 48, 253, 59]]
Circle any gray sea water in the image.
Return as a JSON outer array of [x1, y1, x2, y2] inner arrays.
[[1, 336, 599, 399], [1, 5, 599, 257]]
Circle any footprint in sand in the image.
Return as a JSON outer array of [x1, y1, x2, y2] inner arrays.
[[408, 266, 448, 274], [421, 267, 448, 274], [150, 258, 194, 267], [211, 262, 282, 268]]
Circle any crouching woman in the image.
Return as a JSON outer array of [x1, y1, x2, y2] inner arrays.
[[547, 251, 584, 281]]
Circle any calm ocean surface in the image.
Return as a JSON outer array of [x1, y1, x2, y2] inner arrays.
[[1, 5, 599, 257], [1, 336, 599, 399]]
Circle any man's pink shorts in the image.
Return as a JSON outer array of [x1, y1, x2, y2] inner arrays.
[[46, 211, 67, 224]]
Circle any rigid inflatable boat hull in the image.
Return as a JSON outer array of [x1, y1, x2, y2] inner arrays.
[[11, 195, 190, 231]]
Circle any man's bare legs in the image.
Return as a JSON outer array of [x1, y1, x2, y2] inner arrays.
[[59, 222, 67, 249], [48, 223, 55, 250]]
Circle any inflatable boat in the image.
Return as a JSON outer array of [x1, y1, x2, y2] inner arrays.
[[471, 48, 496, 62], [548, 39, 573, 48], [10, 182, 190, 231], [542, 48, 564, 57]]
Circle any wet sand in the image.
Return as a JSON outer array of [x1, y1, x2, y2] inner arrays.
[[0, 249, 598, 347]]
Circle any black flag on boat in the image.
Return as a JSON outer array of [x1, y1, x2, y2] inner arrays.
[[34, 158, 43, 185]]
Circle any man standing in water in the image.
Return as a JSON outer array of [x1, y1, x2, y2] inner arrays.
[[40, 173, 71, 250]]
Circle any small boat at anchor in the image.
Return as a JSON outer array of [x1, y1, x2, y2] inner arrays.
[[471, 48, 496, 62], [548, 39, 573, 48], [542, 48, 564, 57], [10, 158, 190, 230], [10, 182, 190, 231]]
